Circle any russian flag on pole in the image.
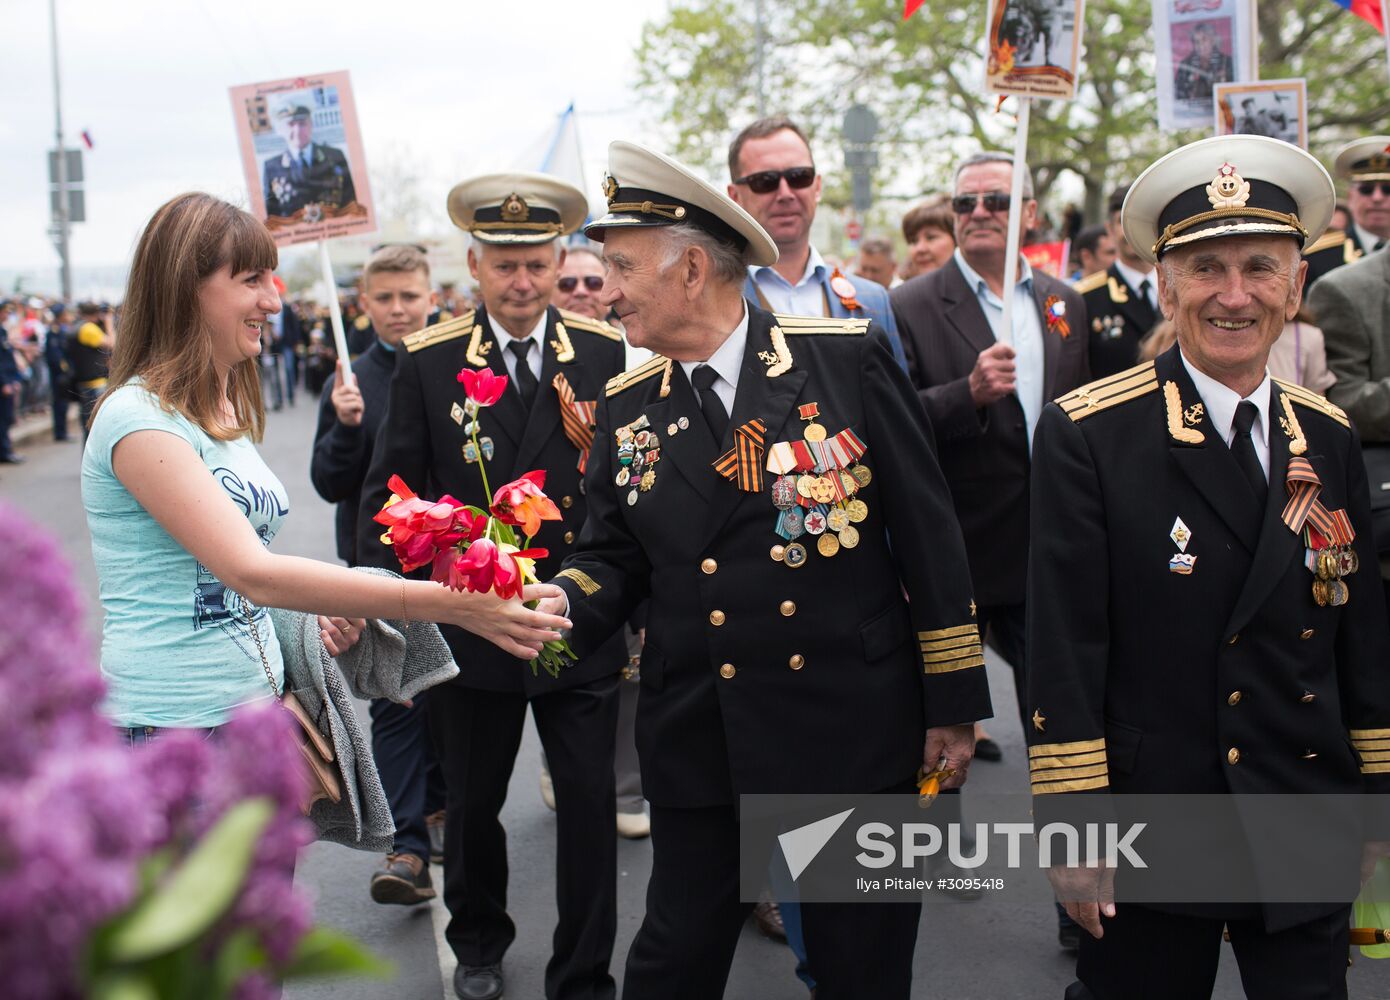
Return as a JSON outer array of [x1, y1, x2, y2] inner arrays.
[[1330, 0, 1385, 33]]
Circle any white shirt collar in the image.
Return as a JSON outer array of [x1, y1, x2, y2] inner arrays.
[[1180, 349, 1271, 448], [1353, 222, 1386, 252], [1113, 258, 1155, 297], [492, 310, 548, 351], [750, 245, 828, 290], [679, 301, 750, 393], [953, 248, 1033, 298]]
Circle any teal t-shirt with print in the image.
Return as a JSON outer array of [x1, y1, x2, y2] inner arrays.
[[82, 382, 289, 728]]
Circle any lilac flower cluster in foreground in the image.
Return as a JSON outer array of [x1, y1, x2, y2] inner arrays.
[[0, 502, 313, 999]]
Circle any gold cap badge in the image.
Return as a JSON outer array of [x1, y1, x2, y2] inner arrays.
[[1206, 163, 1251, 210], [601, 173, 619, 204], [500, 194, 529, 222]]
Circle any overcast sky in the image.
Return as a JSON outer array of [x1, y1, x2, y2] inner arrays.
[[2, 0, 670, 286]]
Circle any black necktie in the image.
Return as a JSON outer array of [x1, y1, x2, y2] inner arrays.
[[507, 340, 538, 409], [1231, 400, 1267, 509], [1136, 278, 1156, 326], [691, 364, 729, 444]]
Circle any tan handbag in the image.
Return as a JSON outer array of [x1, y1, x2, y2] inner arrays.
[[250, 613, 343, 812]]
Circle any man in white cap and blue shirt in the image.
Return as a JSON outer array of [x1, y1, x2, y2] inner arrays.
[[540, 140, 990, 998], [358, 173, 629, 1000], [1027, 134, 1390, 998]]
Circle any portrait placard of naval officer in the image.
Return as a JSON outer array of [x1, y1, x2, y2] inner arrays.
[[261, 96, 359, 221]]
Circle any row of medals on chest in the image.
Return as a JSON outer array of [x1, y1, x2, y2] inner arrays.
[[772, 409, 872, 569], [613, 406, 873, 569]]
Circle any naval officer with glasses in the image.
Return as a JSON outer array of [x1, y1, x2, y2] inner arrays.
[[726, 117, 908, 371]]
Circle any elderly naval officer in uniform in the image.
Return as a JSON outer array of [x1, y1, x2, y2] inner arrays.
[[537, 141, 991, 1000], [357, 174, 628, 1000], [261, 99, 357, 220], [1027, 135, 1390, 1000], [1303, 135, 1390, 290]]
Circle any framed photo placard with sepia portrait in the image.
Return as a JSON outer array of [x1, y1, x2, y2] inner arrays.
[[229, 70, 376, 247]]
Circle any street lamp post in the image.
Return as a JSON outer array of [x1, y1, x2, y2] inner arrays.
[[49, 0, 72, 302]]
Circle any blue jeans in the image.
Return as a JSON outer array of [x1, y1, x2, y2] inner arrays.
[[119, 724, 219, 746]]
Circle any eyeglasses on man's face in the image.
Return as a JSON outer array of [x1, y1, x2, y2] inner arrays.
[[557, 275, 605, 293], [951, 192, 1012, 216], [732, 166, 817, 195]]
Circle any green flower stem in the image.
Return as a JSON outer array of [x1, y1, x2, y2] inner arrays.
[[470, 423, 493, 507]]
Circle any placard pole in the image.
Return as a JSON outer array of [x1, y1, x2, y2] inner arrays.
[[997, 96, 1032, 349]]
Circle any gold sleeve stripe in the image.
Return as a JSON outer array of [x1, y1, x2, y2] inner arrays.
[[1358, 750, 1390, 761], [1029, 738, 1106, 758], [1362, 762, 1390, 775], [924, 654, 985, 674], [1353, 739, 1390, 751], [1350, 727, 1390, 740], [1029, 763, 1108, 783], [918, 624, 980, 642], [920, 637, 980, 654], [555, 568, 600, 596], [921, 646, 985, 664], [1276, 379, 1350, 428], [1030, 750, 1108, 771], [1032, 775, 1110, 795]]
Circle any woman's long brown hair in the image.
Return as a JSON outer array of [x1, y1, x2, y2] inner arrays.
[[94, 193, 279, 441]]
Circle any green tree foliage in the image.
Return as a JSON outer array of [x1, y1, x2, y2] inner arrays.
[[636, 0, 1388, 223]]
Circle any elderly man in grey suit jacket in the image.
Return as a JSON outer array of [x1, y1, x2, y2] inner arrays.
[[1310, 246, 1390, 613]]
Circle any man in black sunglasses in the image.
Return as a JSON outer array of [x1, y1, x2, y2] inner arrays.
[[890, 151, 1090, 941], [726, 117, 908, 372], [1303, 135, 1390, 292]]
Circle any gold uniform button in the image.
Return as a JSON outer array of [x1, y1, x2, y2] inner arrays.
[[1300, 628, 1315, 640], [719, 663, 736, 679], [561, 495, 574, 509], [701, 558, 718, 575], [1227, 747, 1241, 765], [709, 610, 726, 626], [563, 531, 575, 544], [1227, 691, 1242, 706], [1227, 634, 1239, 645], [789, 654, 805, 670], [780, 600, 796, 617]]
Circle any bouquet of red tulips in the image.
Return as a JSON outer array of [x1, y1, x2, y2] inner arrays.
[[373, 367, 575, 677]]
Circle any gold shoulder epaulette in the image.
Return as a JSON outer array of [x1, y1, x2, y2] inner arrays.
[[1303, 230, 1347, 257], [605, 355, 669, 397], [1073, 270, 1108, 295], [1274, 378, 1350, 428], [403, 311, 476, 353], [558, 309, 623, 343], [1055, 361, 1158, 422], [774, 314, 870, 336]]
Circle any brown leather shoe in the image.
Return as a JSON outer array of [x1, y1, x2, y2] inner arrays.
[[370, 853, 436, 905], [427, 810, 446, 864], [752, 897, 787, 941]]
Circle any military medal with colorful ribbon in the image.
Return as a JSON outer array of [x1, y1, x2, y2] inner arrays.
[[615, 415, 661, 506], [1282, 455, 1357, 606], [762, 402, 870, 568], [829, 267, 861, 311]]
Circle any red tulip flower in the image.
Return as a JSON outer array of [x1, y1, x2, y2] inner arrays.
[[457, 367, 508, 407], [490, 470, 562, 537], [373, 475, 483, 572], [447, 537, 549, 599]]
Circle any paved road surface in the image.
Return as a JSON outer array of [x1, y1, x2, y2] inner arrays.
[[4, 398, 1389, 999]]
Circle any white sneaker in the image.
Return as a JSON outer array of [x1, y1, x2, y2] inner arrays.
[[539, 766, 556, 811], [616, 810, 650, 839]]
